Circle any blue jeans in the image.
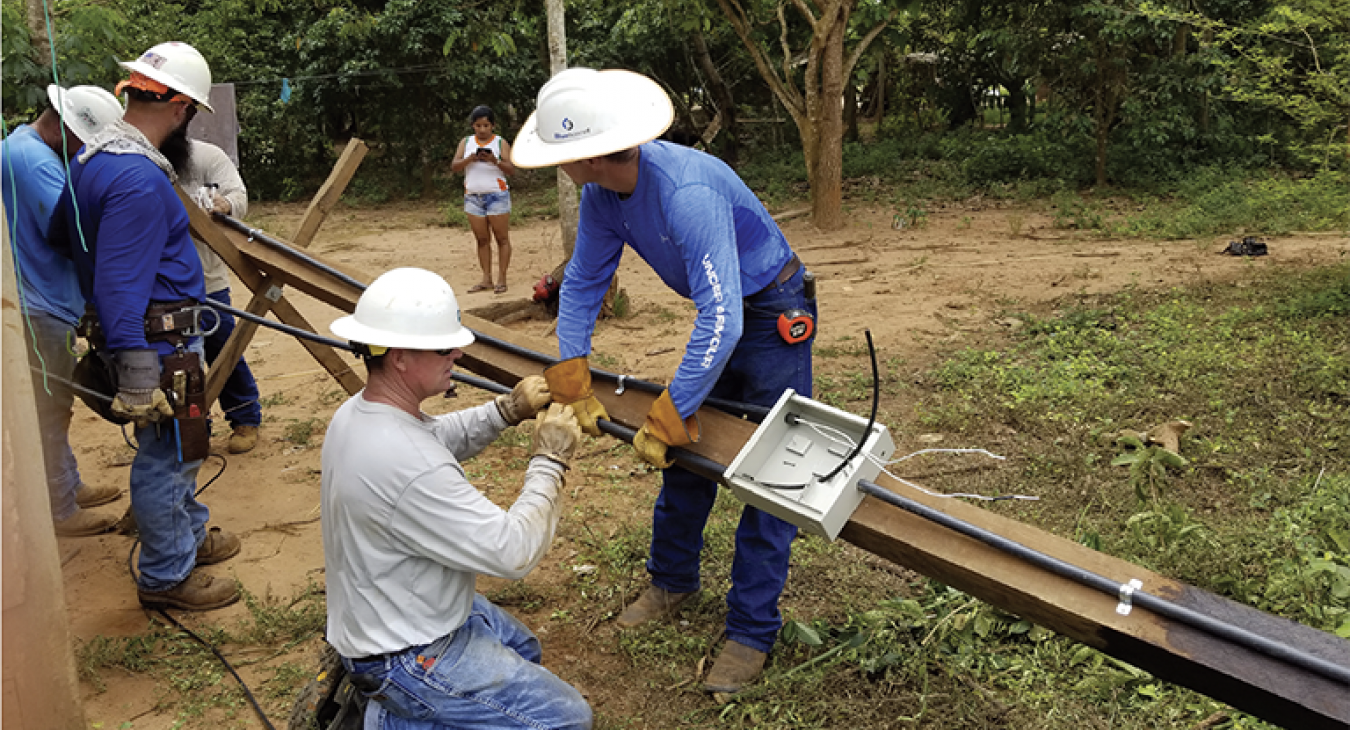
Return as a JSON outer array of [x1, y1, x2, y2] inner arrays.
[[132, 339, 211, 592], [203, 289, 261, 428], [344, 594, 591, 730], [647, 265, 816, 653], [464, 191, 511, 217], [24, 309, 83, 521]]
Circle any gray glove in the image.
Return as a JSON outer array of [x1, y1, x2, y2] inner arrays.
[[111, 349, 174, 428], [531, 403, 581, 469], [496, 375, 552, 425]]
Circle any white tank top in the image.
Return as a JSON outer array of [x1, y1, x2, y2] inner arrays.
[[462, 135, 508, 194]]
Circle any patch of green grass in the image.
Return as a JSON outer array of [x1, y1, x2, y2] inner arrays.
[[283, 417, 324, 446], [257, 392, 292, 408]]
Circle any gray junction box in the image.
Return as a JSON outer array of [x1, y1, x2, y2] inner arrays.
[[723, 389, 894, 540]]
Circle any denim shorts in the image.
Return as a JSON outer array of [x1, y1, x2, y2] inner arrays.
[[464, 191, 511, 217]]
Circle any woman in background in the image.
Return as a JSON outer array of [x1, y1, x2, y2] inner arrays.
[[451, 105, 515, 294]]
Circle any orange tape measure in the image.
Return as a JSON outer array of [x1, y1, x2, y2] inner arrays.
[[777, 309, 814, 344]]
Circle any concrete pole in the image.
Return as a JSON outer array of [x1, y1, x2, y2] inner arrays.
[[2, 205, 87, 728]]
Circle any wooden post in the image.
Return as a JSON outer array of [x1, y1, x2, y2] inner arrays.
[[2, 206, 87, 729], [293, 139, 368, 249]]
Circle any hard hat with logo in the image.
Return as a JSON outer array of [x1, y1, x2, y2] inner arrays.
[[117, 41, 214, 112], [511, 67, 673, 168], [46, 85, 124, 144], [330, 268, 475, 353]]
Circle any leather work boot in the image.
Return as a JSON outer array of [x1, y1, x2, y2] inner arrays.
[[616, 585, 695, 629], [196, 526, 242, 566], [702, 639, 767, 695], [75, 482, 122, 508], [138, 571, 241, 611], [53, 508, 118, 537], [228, 425, 259, 454]]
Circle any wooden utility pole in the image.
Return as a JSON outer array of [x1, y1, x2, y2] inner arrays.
[[545, 0, 579, 260], [2, 207, 87, 729]]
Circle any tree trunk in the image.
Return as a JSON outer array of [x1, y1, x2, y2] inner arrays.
[[811, 5, 848, 230], [690, 29, 739, 167], [1006, 78, 1028, 133], [26, 0, 50, 65], [545, 0, 578, 260]]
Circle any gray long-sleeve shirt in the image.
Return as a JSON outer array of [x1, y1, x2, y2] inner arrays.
[[320, 393, 565, 658], [182, 139, 247, 294]]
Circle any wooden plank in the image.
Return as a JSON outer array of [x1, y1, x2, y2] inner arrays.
[[293, 139, 368, 249], [203, 274, 279, 405], [182, 190, 365, 397], [447, 323, 1350, 728]]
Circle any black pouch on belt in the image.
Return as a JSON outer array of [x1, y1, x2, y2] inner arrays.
[[161, 350, 210, 462]]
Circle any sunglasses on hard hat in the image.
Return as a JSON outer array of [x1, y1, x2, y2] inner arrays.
[[115, 72, 202, 110]]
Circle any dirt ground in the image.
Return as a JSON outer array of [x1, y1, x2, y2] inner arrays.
[[59, 198, 1349, 728]]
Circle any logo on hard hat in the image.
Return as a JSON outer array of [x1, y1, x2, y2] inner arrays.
[[561, 117, 574, 131], [141, 52, 168, 69], [76, 108, 97, 129]]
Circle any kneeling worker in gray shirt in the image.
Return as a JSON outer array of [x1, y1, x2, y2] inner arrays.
[[320, 267, 591, 729]]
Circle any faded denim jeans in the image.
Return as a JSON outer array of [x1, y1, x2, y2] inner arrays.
[[647, 264, 816, 653], [24, 309, 83, 521], [132, 338, 210, 592], [344, 594, 591, 730]]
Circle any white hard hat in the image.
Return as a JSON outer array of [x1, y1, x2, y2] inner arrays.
[[118, 41, 214, 112], [511, 68, 674, 168], [47, 85, 124, 144], [330, 268, 475, 351]]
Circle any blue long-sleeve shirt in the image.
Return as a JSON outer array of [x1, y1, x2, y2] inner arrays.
[[60, 150, 204, 355], [1, 125, 84, 325], [557, 140, 794, 417]]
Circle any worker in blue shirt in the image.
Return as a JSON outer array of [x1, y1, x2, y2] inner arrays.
[[2, 84, 125, 537], [58, 42, 242, 612], [512, 67, 816, 695]]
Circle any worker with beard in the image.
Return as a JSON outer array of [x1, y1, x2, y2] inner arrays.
[[56, 41, 242, 611]]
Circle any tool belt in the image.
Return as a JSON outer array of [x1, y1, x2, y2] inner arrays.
[[146, 299, 212, 346]]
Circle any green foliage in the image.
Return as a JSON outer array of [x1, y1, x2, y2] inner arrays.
[[1112, 433, 1189, 504]]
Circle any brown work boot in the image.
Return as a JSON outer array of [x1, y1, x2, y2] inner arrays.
[[616, 585, 695, 629], [702, 639, 767, 695], [53, 508, 118, 537], [228, 425, 259, 454], [138, 571, 241, 611], [75, 482, 121, 508], [196, 526, 242, 566]]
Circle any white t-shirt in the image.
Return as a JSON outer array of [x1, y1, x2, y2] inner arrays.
[[462, 135, 508, 194], [320, 393, 564, 658]]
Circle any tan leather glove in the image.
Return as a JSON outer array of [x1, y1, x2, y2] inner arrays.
[[112, 389, 176, 429], [495, 375, 551, 425], [543, 356, 610, 437], [111, 349, 176, 428], [632, 390, 699, 470], [532, 403, 582, 469]]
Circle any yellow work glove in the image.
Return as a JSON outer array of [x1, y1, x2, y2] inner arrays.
[[532, 403, 582, 469], [111, 388, 176, 429], [495, 375, 552, 425], [543, 356, 610, 437], [633, 390, 700, 470]]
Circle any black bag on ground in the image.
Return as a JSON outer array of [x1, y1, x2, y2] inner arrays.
[[1222, 237, 1268, 256]]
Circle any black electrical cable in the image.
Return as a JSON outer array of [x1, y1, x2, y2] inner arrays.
[[820, 329, 878, 484], [856, 479, 1350, 688], [212, 213, 367, 292], [202, 299, 770, 422]]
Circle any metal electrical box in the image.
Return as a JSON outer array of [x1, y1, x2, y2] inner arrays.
[[724, 389, 894, 540]]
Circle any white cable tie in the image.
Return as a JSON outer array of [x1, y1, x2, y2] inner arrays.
[[1116, 579, 1143, 616], [615, 374, 627, 395]]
